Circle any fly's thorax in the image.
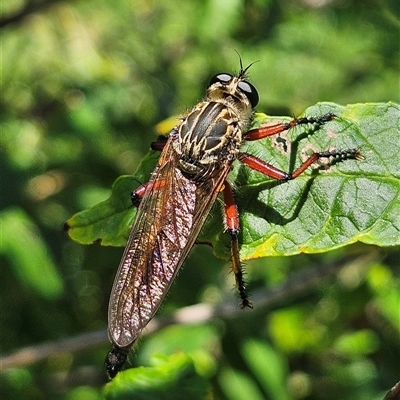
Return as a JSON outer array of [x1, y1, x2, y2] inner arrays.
[[173, 100, 252, 176]]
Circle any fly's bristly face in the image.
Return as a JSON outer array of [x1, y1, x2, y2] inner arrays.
[[175, 70, 259, 177]]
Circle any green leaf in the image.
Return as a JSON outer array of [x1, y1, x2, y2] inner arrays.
[[65, 151, 160, 247], [66, 102, 399, 260], [103, 353, 210, 400]]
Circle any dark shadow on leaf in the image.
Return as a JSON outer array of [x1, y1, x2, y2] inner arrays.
[[237, 176, 316, 233]]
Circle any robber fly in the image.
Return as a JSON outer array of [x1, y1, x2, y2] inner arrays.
[[105, 60, 361, 378]]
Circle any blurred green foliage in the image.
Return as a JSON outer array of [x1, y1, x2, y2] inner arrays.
[[1, 1, 399, 399]]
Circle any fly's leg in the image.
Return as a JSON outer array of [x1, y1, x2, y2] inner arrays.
[[128, 134, 171, 206], [223, 181, 253, 309], [130, 183, 148, 206], [130, 179, 166, 206], [241, 112, 362, 180], [243, 113, 335, 141], [151, 136, 168, 151], [129, 137, 168, 206], [238, 148, 362, 181]]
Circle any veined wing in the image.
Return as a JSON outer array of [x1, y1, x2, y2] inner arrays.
[[108, 135, 231, 348]]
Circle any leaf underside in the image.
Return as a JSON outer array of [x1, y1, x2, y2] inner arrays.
[[66, 102, 400, 261]]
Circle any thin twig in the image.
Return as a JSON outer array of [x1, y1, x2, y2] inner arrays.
[[0, 253, 376, 371]]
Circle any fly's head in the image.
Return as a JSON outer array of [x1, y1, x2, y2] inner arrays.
[[206, 69, 259, 122]]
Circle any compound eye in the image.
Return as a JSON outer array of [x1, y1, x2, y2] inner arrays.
[[238, 80, 259, 108], [209, 73, 233, 87]]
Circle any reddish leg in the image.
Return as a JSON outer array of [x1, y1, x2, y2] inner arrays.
[[244, 113, 335, 141], [238, 148, 361, 182], [241, 112, 361, 181], [131, 179, 166, 206], [223, 181, 253, 308], [130, 137, 168, 205]]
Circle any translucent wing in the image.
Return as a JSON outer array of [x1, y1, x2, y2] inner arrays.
[[108, 135, 230, 348]]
